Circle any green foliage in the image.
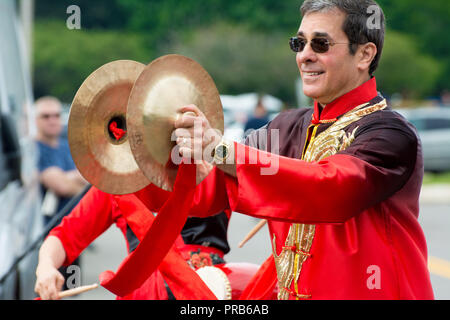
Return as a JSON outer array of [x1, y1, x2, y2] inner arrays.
[[33, 21, 154, 102], [377, 0, 450, 58], [34, 0, 128, 29], [377, 0, 450, 93], [116, 0, 301, 35], [166, 24, 299, 104], [32, 0, 450, 103], [375, 31, 442, 98], [423, 172, 450, 185]]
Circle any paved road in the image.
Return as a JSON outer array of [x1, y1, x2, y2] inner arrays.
[[419, 203, 450, 299], [69, 202, 450, 300]]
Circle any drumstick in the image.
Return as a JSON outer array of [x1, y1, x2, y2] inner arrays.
[[35, 283, 99, 300], [238, 219, 267, 248], [58, 283, 99, 298]]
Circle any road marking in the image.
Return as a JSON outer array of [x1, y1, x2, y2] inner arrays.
[[428, 256, 450, 279]]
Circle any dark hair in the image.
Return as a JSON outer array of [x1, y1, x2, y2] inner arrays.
[[300, 0, 385, 75]]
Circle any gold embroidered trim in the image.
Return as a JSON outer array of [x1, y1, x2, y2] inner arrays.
[[273, 99, 387, 300], [318, 118, 337, 124]]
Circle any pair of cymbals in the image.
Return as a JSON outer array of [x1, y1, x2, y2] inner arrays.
[[68, 55, 224, 194]]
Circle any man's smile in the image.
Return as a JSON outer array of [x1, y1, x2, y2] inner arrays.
[[301, 69, 325, 81]]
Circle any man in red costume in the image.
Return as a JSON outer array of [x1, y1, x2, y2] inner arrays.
[[171, 0, 434, 299]]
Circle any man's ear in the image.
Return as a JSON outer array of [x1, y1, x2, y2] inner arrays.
[[357, 42, 377, 72]]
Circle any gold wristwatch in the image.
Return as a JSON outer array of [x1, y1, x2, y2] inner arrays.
[[212, 139, 230, 164]]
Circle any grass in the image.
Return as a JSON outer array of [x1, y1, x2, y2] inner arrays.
[[423, 172, 450, 185]]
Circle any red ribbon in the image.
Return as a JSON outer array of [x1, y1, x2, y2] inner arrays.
[[113, 192, 217, 300], [99, 162, 199, 297], [239, 255, 278, 300]]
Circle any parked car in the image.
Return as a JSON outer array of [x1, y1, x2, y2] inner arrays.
[[396, 107, 450, 173], [0, 0, 42, 300]]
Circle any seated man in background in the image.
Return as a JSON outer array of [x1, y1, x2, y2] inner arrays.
[[35, 96, 87, 226]]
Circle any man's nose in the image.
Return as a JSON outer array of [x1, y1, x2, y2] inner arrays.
[[296, 42, 318, 66]]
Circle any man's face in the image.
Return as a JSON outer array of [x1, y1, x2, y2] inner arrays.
[[296, 9, 362, 105], [36, 101, 62, 139]]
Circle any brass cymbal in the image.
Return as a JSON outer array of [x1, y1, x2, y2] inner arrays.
[[127, 54, 224, 191], [68, 60, 150, 195]]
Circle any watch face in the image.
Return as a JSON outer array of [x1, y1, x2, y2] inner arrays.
[[216, 144, 228, 159]]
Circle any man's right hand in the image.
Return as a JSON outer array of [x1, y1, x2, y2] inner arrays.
[[35, 263, 65, 300]]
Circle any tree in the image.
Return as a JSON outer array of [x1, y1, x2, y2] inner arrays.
[[32, 0, 450, 101], [167, 23, 299, 104], [34, 0, 128, 30], [33, 21, 153, 102], [377, 0, 450, 94], [375, 31, 441, 99]]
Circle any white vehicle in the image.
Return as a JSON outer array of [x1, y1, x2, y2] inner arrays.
[[397, 107, 450, 173], [0, 0, 42, 300]]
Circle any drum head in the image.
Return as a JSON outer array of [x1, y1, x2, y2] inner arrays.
[[196, 266, 232, 300]]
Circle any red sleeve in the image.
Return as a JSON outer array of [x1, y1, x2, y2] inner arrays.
[[48, 187, 115, 265], [189, 166, 230, 217], [225, 118, 417, 224], [135, 167, 230, 218]]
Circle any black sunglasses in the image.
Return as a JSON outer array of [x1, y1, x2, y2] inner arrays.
[[289, 37, 350, 53], [40, 113, 61, 120]]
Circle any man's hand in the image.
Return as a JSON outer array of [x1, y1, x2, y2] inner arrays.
[[173, 104, 237, 180], [174, 104, 222, 183], [35, 236, 67, 300], [35, 261, 65, 300], [174, 105, 222, 158]]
